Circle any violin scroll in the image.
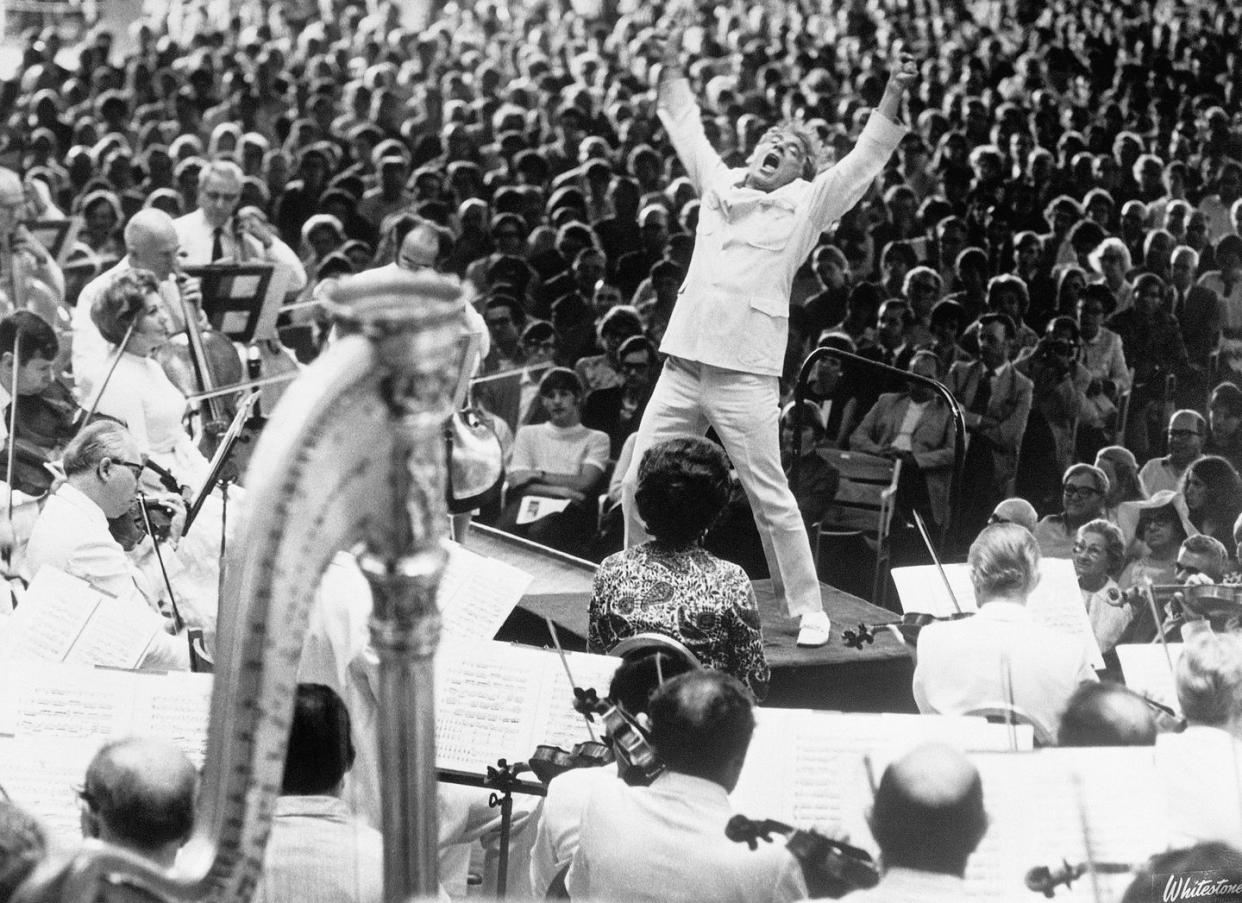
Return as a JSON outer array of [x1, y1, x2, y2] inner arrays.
[[727, 814, 879, 899]]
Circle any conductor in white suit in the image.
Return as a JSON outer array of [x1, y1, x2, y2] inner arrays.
[[621, 29, 918, 647]]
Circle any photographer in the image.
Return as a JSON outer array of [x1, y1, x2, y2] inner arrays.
[[1015, 317, 1092, 512]]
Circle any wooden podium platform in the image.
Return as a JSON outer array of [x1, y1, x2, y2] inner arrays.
[[466, 525, 916, 713]]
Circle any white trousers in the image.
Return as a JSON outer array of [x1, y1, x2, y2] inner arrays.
[[621, 357, 823, 617]]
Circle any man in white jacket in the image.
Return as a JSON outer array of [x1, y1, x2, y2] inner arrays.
[[621, 30, 917, 645]]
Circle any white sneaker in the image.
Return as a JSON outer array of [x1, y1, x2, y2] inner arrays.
[[796, 610, 832, 647]]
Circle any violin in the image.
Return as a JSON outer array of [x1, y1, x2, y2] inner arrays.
[[726, 815, 880, 898], [571, 685, 665, 787], [110, 496, 178, 551], [1025, 860, 1133, 897], [864, 611, 975, 647], [528, 740, 615, 785]]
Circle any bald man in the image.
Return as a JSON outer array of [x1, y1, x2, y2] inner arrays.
[[1057, 682, 1158, 747], [79, 737, 197, 869], [861, 744, 988, 898], [988, 497, 1038, 533], [72, 208, 200, 401]]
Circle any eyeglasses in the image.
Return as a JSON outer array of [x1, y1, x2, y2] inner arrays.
[[524, 339, 557, 351], [1072, 541, 1106, 559], [113, 459, 146, 478], [1168, 429, 1202, 439], [1062, 484, 1101, 498], [986, 513, 1013, 525], [619, 359, 651, 372]]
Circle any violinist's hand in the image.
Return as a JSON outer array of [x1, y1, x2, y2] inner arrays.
[[160, 494, 188, 546], [1182, 572, 1215, 588], [178, 273, 204, 312], [237, 206, 277, 251]]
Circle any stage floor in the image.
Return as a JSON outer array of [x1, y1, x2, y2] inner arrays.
[[467, 525, 917, 713]]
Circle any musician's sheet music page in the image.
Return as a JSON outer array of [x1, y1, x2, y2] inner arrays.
[[892, 562, 977, 617], [536, 648, 620, 752], [0, 661, 134, 739], [435, 640, 543, 772], [436, 542, 533, 643], [1, 566, 102, 663], [1156, 729, 1242, 848], [0, 734, 98, 847], [1117, 643, 1185, 715], [129, 671, 214, 768], [64, 593, 164, 669]]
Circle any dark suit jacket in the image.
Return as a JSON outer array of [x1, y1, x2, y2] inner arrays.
[[475, 369, 549, 435], [581, 386, 649, 459], [947, 360, 1034, 495], [1174, 283, 1223, 366]]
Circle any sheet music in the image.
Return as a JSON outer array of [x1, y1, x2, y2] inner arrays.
[[0, 663, 133, 739], [893, 559, 1105, 669], [0, 734, 97, 847], [1156, 729, 1242, 848], [1117, 642, 1185, 715], [535, 649, 620, 751], [962, 749, 1165, 903], [64, 595, 164, 669], [129, 672, 214, 768], [731, 711, 1033, 828], [435, 641, 543, 772], [436, 542, 533, 643]]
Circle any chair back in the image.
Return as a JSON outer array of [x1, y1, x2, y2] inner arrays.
[[814, 448, 902, 537]]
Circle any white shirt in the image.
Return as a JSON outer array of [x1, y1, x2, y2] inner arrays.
[[657, 77, 904, 376], [566, 770, 807, 903], [836, 866, 966, 902], [173, 208, 307, 293], [510, 422, 610, 477], [1138, 455, 1199, 498], [23, 483, 188, 670], [530, 764, 619, 898], [892, 399, 930, 452]]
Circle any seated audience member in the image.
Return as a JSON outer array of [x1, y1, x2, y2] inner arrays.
[[1121, 844, 1242, 903], [988, 497, 1039, 533], [1072, 519, 1131, 654], [0, 800, 46, 901], [591, 437, 770, 698], [913, 523, 1097, 738], [1121, 533, 1228, 643], [803, 332, 865, 447], [581, 335, 658, 459], [79, 738, 197, 869], [781, 400, 840, 533], [948, 314, 1034, 541], [1057, 681, 1158, 747], [566, 670, 805, 903], [1139, 409, 1205, 497], [1094, 445, 1146, 521], [475, 319, 558, 434], [574, 305, 645, 396], [863, 744, 989, 898], [1182, 455, 1242, 544], [530, 640, 698, 898], [1117, 491, 1195, 590], [1033, 464, 1109, 559], [23, 421, 189, 670], [253, 683, 382, 903], [1205, 382, 1242, 473], [849, 350, 956, 528], [495, 367, 609, 557]]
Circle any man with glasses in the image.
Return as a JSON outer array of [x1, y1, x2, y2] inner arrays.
[[476, 320, 557, 434], [24, 421, 189, 669], [1140, 409, 1206, 496], [1033, 463, 1109, 558], [624, 29, 916, 646], [583, 336, 659, 459], [173, 159, 305, 293]]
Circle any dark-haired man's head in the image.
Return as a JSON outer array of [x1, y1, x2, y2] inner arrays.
[[282, 683, 356, 796], [648, 670, 755, 792], [1057, 682, 1158, 747], [868, 744, 988, 877], [538, 367, 583, 428], [0, 311, 58, 397]]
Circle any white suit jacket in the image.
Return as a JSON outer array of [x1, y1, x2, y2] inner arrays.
[[657, 78, 904, 376], [566, 771, 806, 903], [912, 601, 1097, 738]]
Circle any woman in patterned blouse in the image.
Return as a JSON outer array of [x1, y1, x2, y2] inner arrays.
[[588, 437, 770, 699]]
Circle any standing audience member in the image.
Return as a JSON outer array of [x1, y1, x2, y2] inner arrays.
[[591, 437, 770, 698], [79, 738, 198, 869]]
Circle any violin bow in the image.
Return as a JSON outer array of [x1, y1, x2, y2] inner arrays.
[[81, 317, 138, 427], [5, 332, 18, 535], [1140, 578, 1176, 677], [544, 616, 600, 742], [1071, 772, 1103, 903], [912, 509, 963, 615]]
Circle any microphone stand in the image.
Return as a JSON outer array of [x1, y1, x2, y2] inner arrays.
[[793, 347, 966, 551]]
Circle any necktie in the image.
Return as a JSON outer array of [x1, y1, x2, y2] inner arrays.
[[211, 227, 224, 261], [970, 368, 993, 416]]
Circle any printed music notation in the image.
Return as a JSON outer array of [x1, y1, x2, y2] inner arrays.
[[436, 541, 534, 643]]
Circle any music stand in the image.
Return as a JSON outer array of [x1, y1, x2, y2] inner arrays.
[[185, 390, 261, 533], [182, 263, 279, 343], [24, 218, 78, 265]]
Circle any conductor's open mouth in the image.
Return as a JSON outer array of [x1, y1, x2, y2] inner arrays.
[[762, 151, 781, 170]]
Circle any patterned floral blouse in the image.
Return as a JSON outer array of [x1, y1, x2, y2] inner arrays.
[[588, 542, 770, 699]]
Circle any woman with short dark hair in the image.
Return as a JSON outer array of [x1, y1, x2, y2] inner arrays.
[[589, 436, 770, 698]]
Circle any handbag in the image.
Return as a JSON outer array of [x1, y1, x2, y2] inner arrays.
[[444, 407, 505, 514]]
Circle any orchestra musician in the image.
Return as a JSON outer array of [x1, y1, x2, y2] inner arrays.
[[0, 166, 66, 318], [72, 208, 196, 404], [529, 639, 697, 898], [565, 670, 807, 903], [22, 420, 189, 670]]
